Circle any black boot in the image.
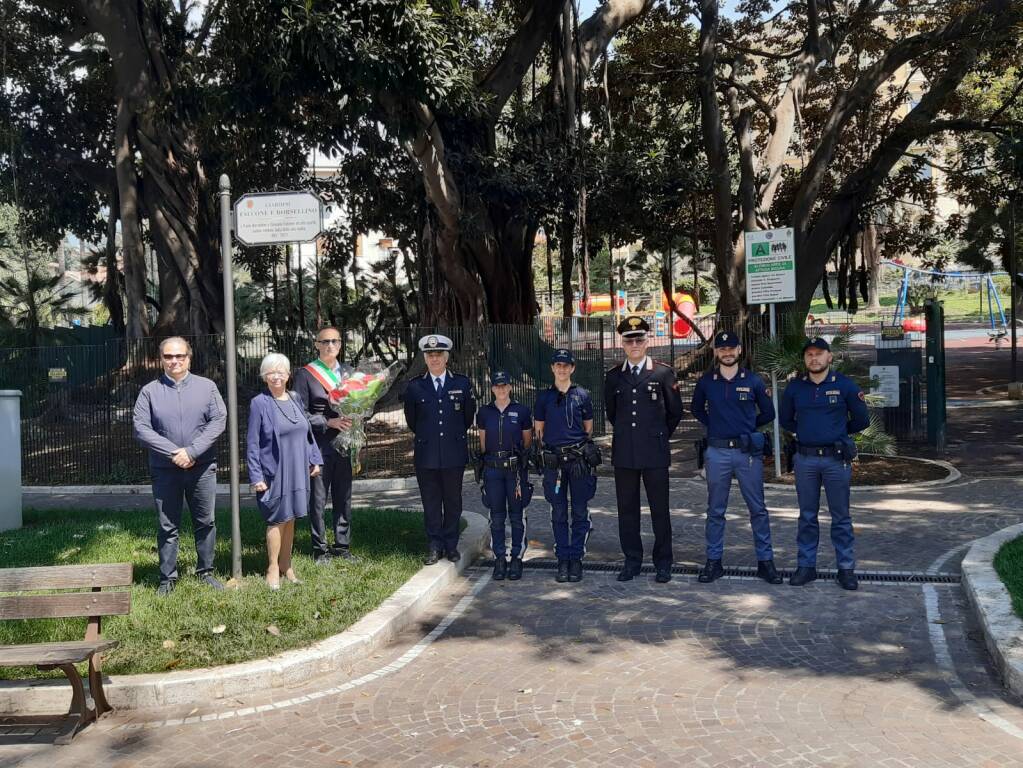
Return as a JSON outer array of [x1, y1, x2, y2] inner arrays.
[[616, 563, 642, 582], [492, 558, 507, 581], [697, 559, 724, 584], [424, 549, 442, 565], [567, 560, 583, 582], [507, 558, 523, 581], [756, 560, 783, 585], [555, 560, 570, 583], [789, 566, 818, 586], [836, 569, 858, 591]]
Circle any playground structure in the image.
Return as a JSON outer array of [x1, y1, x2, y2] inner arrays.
[[884, 260, 1009, 339], [573, 290, 699, 339]]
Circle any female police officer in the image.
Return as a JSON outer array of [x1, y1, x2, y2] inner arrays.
[[533, 349, 596, 584], [476, 370, 533, 581]]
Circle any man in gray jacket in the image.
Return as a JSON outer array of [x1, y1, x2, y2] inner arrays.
[[134, 337, 227, 595]]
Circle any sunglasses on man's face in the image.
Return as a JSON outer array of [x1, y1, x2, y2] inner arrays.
[[316, 338, 342, 346], [623, 338, 647, 346], [162, 354, 188, 361]]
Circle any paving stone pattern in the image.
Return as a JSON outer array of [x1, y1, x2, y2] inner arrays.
[[8, 472, 1023, 766]]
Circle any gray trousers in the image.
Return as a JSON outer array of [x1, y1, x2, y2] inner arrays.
[[152, 462, 217, 583], [309, 447, 353, 556]]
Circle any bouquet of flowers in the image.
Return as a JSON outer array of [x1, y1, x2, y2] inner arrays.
[[328, 361, 405, 473]]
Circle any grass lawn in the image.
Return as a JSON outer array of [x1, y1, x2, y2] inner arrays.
[[0, 506, 428, 678], [806, 280, 1013, 323], [994, 535, 1023, 621]]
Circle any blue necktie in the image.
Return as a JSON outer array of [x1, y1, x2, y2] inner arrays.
[[435, 377, 442, 393]]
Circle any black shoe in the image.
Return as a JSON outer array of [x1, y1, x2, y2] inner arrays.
[[508, 558, 523, 581], [697, 559, 724, 584], [616, 564, 642, 582], [837, 569, 858, 591], [567, 560, 583, 582], [493, 559, 507, 581], [655, 568, 672, 583], [555, 560, 570, 583], [332, 548, 360, 562], [424, 549, 442, 565], [445, 550, 461, 563], [198, 573, 224, 591], [157, 580, 176, 597], [789, 566, 818, 586], [757, 559, 784, 585], [314, 552, 333, 566]]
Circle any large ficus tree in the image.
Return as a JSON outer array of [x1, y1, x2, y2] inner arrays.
[[694, 0, 1023, 320]]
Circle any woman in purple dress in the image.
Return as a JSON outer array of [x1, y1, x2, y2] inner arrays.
[[247, 353, 323, 589]]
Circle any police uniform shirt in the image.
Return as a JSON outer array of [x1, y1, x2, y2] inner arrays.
[[534, 385, 593, 447], [476, 401, 532, 455], [779, 370, 870, 446], [403, 371, 477, 469], [604, 357, 683, 468], [691, 367, 774, 439]]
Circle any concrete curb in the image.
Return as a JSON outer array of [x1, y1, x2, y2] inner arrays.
[[23, 472, 474, 497], [761, 455, 960, 491], [0, 510, 490, 715], [961, 523, 1023, 700]]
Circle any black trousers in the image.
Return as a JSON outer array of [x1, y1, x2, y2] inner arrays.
[[416, 467, 464, 553], [309, 448, 353, 556], [615, 466, 673, 570]]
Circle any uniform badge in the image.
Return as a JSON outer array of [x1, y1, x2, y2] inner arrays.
[[427, 335, 438, 348], [629, 316, 642, 328]]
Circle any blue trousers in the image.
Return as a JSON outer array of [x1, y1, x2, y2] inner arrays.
[[484, 467, 526, 559], [152, 461, 217, 583], [543, 466, 595, 561], [793, 453, 855, 569], [704, 447, 774, 561], [416, 467, 464, 553]]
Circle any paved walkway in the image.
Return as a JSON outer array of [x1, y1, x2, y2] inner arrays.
[[7, 470, 1023, 767]]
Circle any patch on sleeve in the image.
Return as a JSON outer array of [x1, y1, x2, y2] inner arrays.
[[858, 391, 865, 401]]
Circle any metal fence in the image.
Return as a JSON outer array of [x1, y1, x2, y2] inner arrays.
[[1, 312, 923, 486]]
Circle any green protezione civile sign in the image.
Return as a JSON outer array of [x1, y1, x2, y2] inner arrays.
[[745, 228, 796, 304]]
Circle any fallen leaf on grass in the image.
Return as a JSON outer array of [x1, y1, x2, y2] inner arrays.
[[211, 624, 226, 634], [162, 640, 176, 650], [165, 659, 181, 670], [266, 625, 281, 636], [313, 611, 321, 620], [225, 578, 241, 590]]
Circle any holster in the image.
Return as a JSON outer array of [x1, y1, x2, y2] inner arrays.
[[834, 437, 858, 461], [784, 440, 797, 473], [581, 439, 602, 468]]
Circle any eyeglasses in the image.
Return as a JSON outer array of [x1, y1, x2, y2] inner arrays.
[[316, 338, 342, 346], [265, 372, 289, 379], [623, 338, 647, 346], [162, 354, 189, 360]]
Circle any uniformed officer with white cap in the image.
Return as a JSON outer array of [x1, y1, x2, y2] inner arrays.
[[403, 334, 476, 564], [604, 315, 683, 583]]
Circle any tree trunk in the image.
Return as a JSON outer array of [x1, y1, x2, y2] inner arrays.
[[863, 222, 883, 310], [114, 98, 150, 339], [102, 193, 126, 335]]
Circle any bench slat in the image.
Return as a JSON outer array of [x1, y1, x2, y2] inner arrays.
[[0, 564, 133, 592], [0, 592, 130, 620], [0, 640, 119, 666]]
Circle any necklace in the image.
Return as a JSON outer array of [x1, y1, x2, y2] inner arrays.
[[271, 394, 300, 424]]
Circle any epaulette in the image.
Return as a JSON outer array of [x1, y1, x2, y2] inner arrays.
[[606, 364, 621, 375], [654, 360, 672, 368]]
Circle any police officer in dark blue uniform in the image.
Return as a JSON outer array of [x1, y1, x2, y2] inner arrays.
[[779, 337, 870, 590], [403, 334, 477, 565], [690, 330, 782, 585], [604, 316, 683, 583], [534, 349, 596, 584], [476, 370, 533, 582]]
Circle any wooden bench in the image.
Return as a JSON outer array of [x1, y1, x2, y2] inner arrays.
[[0, 563, 132, 744]]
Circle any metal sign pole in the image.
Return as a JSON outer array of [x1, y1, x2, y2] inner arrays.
[[219, 174, 242, 580], [769, 303, 782, 478]]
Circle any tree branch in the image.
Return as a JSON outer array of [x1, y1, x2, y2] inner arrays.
[[577, 0, 654, 77]]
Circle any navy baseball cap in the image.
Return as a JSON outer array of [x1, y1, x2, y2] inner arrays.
[[802, 337, 831, 352], [551, 348, 575, 364], [713, 331, 740, 349], [490, 370, 511, 386]]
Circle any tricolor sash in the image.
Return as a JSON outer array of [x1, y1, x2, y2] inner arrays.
[[304, 359, 342, 394]]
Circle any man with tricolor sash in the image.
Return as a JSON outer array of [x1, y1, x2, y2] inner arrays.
[[293, 326, 357, 564]]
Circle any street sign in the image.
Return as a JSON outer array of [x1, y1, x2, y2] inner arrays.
[[870, 364, 901, 407], [233, 191, 324, 246], [744, 227, 796, 304]]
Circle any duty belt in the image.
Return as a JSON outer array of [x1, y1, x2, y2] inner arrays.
[[708, 437, 742, 449], [484, 453, 520, 470], [797, 445, 838, 457], [554, 441, 587, 456]]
